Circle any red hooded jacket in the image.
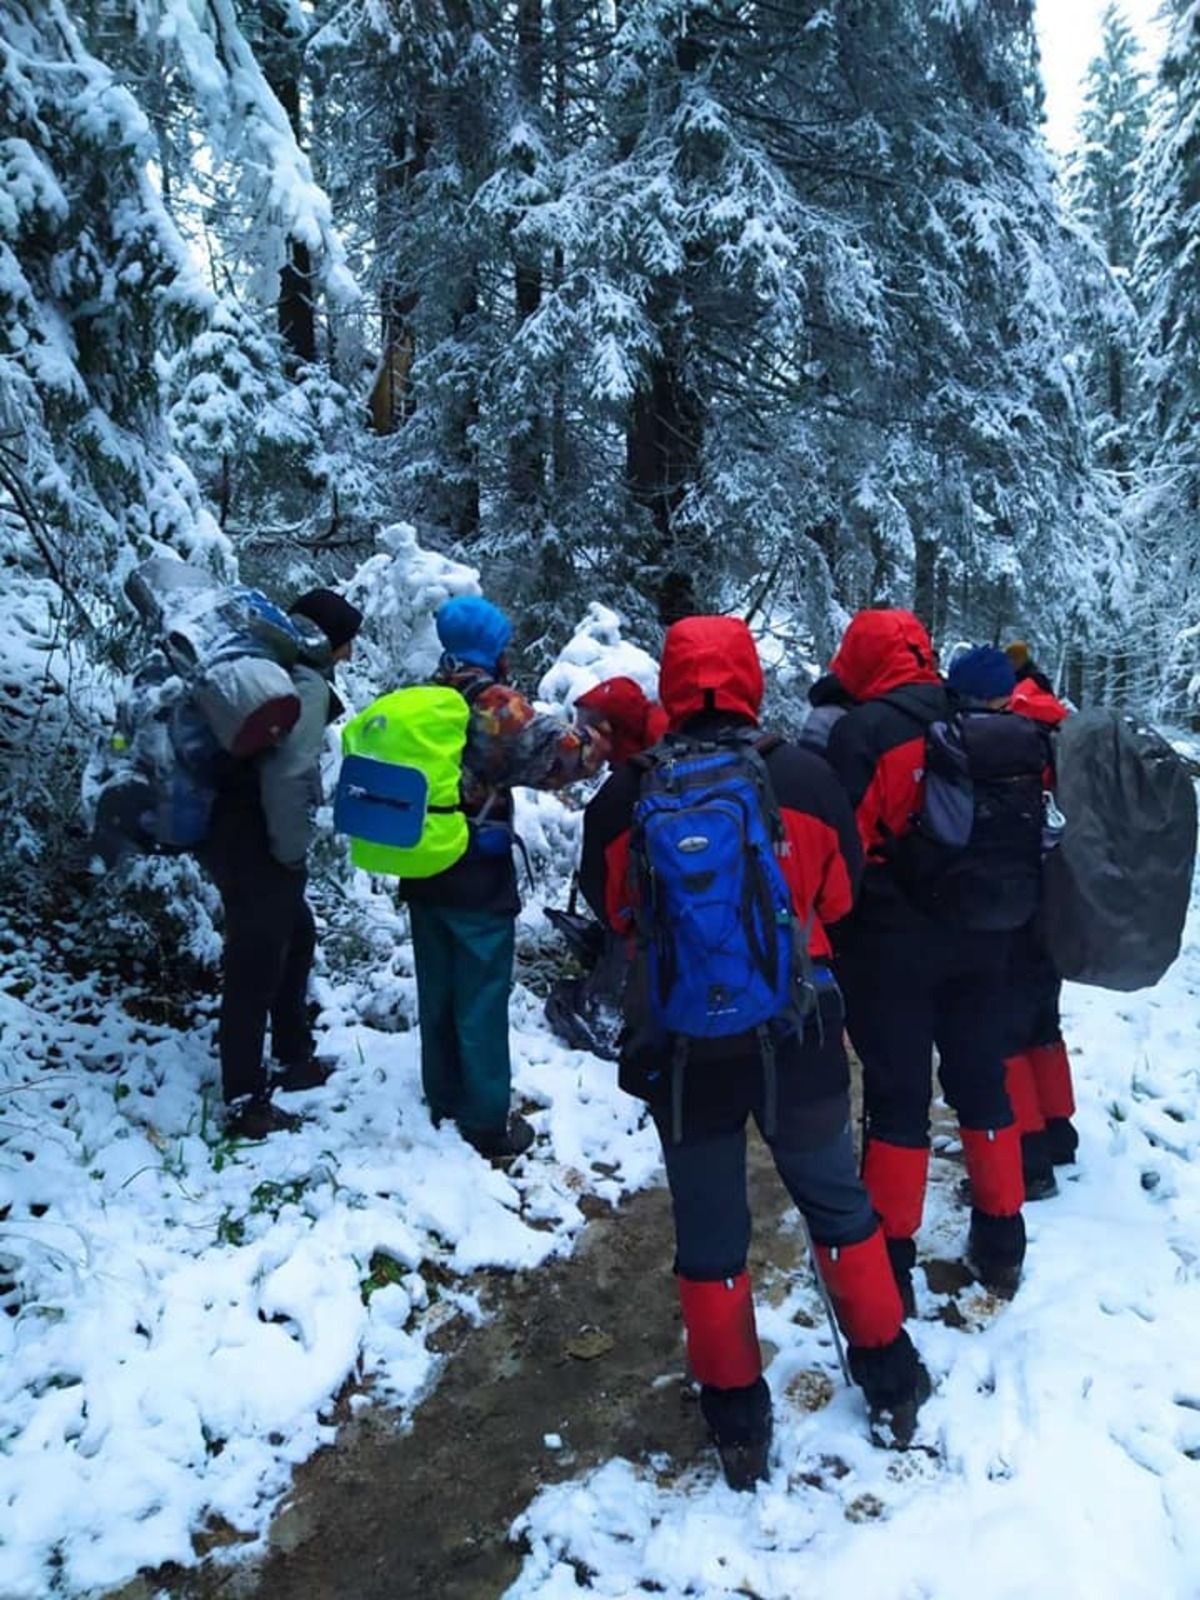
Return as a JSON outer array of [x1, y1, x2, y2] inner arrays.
[[579, 616, 862, 962], [825, 611, 946, 889]]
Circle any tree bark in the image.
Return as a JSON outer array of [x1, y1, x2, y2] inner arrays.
[[509, 0, 546, 508], [262, 5, 316, 371]]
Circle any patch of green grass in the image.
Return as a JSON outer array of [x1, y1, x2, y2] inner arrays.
[[249, 1178, 310, 1216], [216, 1209, 247, 1248], [360, 1251, 407, 1304]]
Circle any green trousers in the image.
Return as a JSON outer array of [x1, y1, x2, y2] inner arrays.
[[408, 902, 516, 1137]]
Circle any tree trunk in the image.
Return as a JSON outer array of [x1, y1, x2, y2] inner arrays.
[[262, 5, 316, 371], [625, 25, 710, 620], [509, 0, 546, 508], [370, 109, 432, 435], [912, 533, 937, 633]]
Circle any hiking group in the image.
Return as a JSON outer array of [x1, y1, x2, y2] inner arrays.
[[92, 562, 1197, 1493]]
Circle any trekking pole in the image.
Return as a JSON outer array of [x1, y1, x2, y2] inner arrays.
[[799, 1215, 852, 1388]]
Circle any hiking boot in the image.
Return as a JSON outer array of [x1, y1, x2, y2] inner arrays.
[[1021, 1131, 1059, 1203], [701, 1378, 772, 1492], [850, 1330, 931, 1450], [225, 1096, 302, 1140], [886, 1237, 917, 1319], [273, 1055, 336, 1093], [464, 1113, 535, 1162], [1045, 1116, 1079, 1167], [716, 1433, 772, 1492], [964, 1208, 1026, 1298]]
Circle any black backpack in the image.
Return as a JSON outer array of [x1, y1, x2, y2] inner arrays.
[[886, 706, 1052, 932], [1041, 710, 1196, 990]]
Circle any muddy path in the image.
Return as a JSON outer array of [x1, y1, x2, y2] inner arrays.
[[155, 1133, 808, 1600]]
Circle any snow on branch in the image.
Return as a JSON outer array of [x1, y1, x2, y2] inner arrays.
[[153, 0, 358, 306]]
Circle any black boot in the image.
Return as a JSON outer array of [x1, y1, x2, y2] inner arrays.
[[1020, 1131, 1058, 1202], [885, 1237, 917, 1319], [225, 1093, 302, 1140], [464, 1113, 535, 1162], [965, 1208, 1026, 1298], [1045, 1117, 1079, 1166], [273, 1055, 336, 1093], [700, 1377, 772, 1491], [849, 1330, 932, 1450]]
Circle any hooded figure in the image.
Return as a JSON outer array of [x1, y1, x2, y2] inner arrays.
[[399, 595, 608, 1161], [574, 675, 668, 767], [580, 615, 929, 1489], [825, 609, 1028, 1308]]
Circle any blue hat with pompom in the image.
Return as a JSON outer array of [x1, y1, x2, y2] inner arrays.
[[435, 595, 513, 671], [947, 644, 1016, 702]]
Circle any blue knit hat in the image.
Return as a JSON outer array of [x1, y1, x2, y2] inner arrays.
[[435, 595, 513, 670], [947, 644, 1016, 702]]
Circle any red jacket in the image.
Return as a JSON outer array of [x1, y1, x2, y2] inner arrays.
[[1010, 678, 1069, 728], [825, 611, 946, 889], [579, 617, 862, 961]]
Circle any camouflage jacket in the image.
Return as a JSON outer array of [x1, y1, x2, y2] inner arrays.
[[435, 662, 607, 815]]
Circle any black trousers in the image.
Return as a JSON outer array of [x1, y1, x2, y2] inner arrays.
[[1005, 921, 1064, 1055], [201, 801, 315, 1103], [657, 1088, 878, 1279], [838, 912, 1014, 1147]]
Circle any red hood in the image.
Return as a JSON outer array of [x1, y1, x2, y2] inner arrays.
[[829, 609, 940, 701], [659, 616, 763, 727], [575, 676, 668, 763], [1010, 678, 1069, 726]]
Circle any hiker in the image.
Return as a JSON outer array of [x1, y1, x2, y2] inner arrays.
[[397, 596, 609, 1159], [573, 675, 668, 765], [202, 587, 363, 1140], [825, 621, 1034, 1309], [1005, 640, 1054, 694], [544, 677, 666, 1058], [1003, 671, 1079, 1192], [580, 615, 930, 1491]]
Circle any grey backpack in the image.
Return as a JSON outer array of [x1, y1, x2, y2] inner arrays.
[[1042, 710, 1197, 991]]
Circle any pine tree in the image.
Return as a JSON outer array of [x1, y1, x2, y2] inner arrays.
[[0, 1, 224, 596], [1134, 0, 1200, 720], [1067, 3, 1150, 483]]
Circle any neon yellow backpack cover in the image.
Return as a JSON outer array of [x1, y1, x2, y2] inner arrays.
[[340, 686, 469, 877]]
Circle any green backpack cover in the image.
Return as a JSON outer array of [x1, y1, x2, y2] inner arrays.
[[340, 686, 470, 877]]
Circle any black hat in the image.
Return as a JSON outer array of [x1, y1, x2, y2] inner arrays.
[[289, 588, 363, 650]]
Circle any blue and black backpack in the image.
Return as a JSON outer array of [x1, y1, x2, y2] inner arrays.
[[627, 731, 817, 1137]]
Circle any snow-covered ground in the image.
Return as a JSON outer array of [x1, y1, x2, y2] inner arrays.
[[7, 874, 1200, 1600], [507, 871, 1200, 1600], [0, 915, 660, 1597]]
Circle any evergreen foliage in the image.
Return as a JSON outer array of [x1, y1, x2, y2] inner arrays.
[[1134, 1, 1200, 719], [1, 0, 1190, 888]]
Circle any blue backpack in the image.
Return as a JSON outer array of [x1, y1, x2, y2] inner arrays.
[[628, 732, 816, 1133]]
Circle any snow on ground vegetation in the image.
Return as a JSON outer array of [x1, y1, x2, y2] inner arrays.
[[507, 813, 1200, 1600]]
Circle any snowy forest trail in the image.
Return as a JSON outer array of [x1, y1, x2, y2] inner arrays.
[[5, 770, 1200, 1600], [150, 1134, 806, 1600]]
